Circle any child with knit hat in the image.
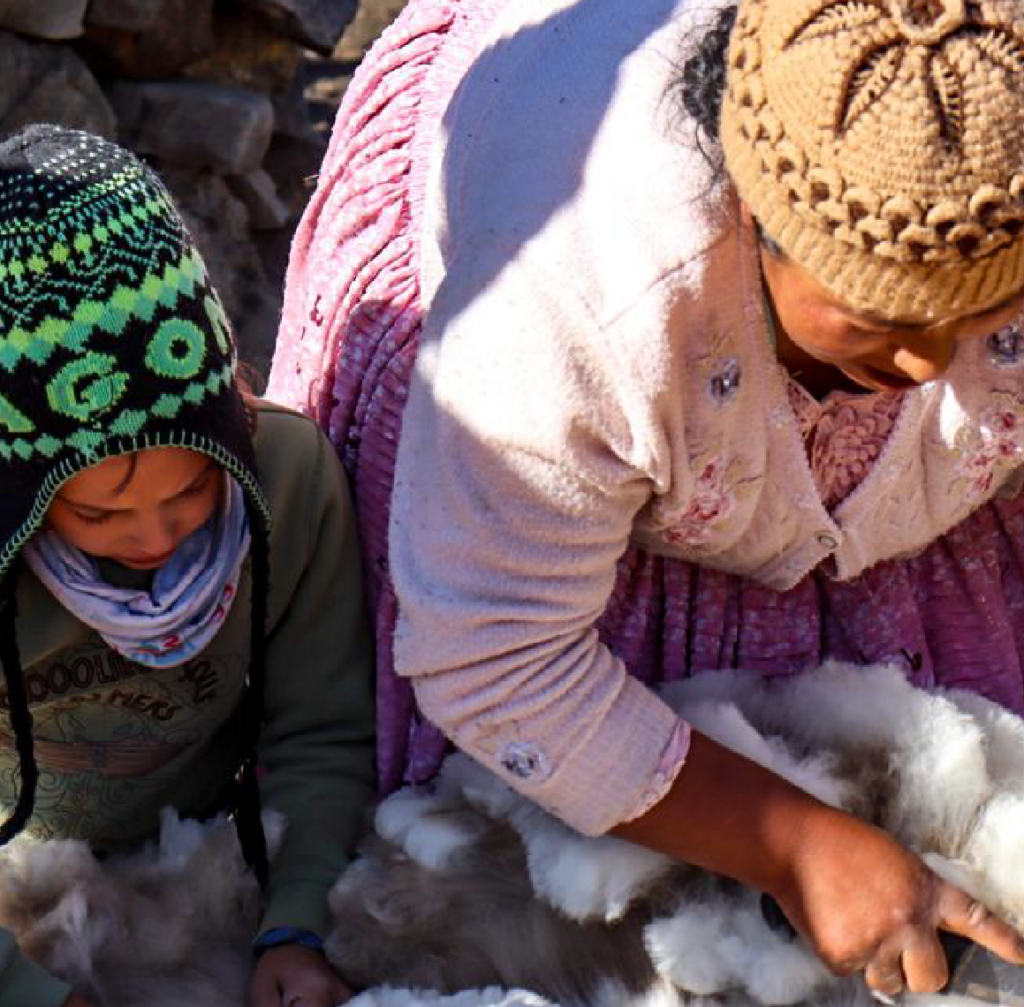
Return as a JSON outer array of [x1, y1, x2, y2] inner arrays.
[[0, 124, 375, 1007], [268, 0, 1024, 996]]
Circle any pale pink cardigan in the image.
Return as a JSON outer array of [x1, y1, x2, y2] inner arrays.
[[269, 0, 1024, 834]]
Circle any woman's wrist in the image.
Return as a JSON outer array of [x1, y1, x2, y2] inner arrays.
[[611, 729, 834, 896]]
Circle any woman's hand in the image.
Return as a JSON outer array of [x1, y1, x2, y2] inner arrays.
[[613, 730, 1024, 995], [251, 944, 353, 1007], [776, 812, 1024, 994], [62, 995, 104, 1007]]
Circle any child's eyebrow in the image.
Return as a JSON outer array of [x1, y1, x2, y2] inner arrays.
[[59, 460, 218, 513], [171, 460, 218, 497], [109, 453, 139, 495]]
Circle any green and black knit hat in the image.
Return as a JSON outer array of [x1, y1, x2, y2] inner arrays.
[[0, 125, 271, 875]]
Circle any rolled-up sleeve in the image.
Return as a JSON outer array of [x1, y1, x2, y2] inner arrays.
[[390, 261, 689, 835]]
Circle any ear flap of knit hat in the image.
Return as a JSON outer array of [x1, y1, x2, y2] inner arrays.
[[0, 570, 37, 845], [720, 0, 1024, 321]]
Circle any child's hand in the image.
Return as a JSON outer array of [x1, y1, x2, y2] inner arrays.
[[775, 813, 1024, 995], [251, 944, 353, 1007]]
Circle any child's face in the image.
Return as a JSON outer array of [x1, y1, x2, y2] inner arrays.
[[46, 449, 223, 570], [759, 248, 1024, 392]]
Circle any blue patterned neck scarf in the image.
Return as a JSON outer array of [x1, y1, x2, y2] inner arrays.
[[24, 475, 250, 668]]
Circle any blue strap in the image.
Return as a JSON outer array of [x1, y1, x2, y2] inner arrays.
[[253, 927, 324, 957]]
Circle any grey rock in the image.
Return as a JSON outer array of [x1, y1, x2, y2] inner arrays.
[[227, 169, 291, 231], [262, 131, 325, 220], [85, 0, 164, 32], [333, 0, 406, 62], [0, 0, 88, 39], [237, 0, 358, 54], [0, 31, 116, 140], [271, 90, 312, 142], [160, 167, 281, 387], [183, 5, 300, 95], [81, 0, 213, 78], [110, 80, 274, 174], [270, 73, 320, 141], [253, 226, 295, 306]]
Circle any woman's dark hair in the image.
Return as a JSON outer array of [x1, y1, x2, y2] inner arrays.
[[676, 5, 786, 260], [678, 4, 738, 169], [754, 218, 786, 259]]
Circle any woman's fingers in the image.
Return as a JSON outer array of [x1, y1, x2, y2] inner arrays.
[[863, 955, 905, 997], [861, 884, 1024, 997], [759, 806, 1024, 994], [899, 935, 948, 994], [935, 885, 1024, 966]]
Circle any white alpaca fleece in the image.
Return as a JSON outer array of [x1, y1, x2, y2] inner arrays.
[[643, 887, 830, 1005], [440, 754, 672, 924], [347, 986, 553, 1007], [327, 661, 1024, 1007], [0, 809, 285, 1007], [7, 662, 1023, 1007]]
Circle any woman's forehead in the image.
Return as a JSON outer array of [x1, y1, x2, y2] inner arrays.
[[772, 248, 1024, 330]]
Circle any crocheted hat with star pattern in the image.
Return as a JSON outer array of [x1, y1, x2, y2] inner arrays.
[[0, 124, 270, 581], [720, 0, 1024, 321]]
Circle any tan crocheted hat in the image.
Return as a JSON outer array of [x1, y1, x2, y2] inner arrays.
[[720, 0, 1024, 322]]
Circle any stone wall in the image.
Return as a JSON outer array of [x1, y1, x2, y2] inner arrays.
[[0, 0, 360, 385]]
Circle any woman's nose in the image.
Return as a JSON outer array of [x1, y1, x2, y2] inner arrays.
[[892, 331, 958, 383]]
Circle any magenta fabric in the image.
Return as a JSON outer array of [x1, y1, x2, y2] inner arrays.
[[787, 382, 906, 510], [269, 0, 1024, 794]]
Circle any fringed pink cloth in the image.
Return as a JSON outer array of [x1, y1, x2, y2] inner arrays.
[[269, 0, 1024, 795], [268, 0, 510, 790]]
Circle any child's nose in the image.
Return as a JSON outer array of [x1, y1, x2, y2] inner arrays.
[[132, 512, 178, 556]]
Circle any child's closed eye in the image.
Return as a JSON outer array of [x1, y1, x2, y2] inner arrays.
[[70, 509, 113, 526]]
